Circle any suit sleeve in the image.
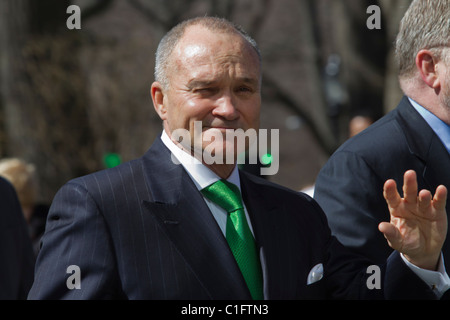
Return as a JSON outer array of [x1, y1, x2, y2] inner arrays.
[[304, 195, 438, 299], [314, 150, 393, 264], [27, 181, 122, 299]]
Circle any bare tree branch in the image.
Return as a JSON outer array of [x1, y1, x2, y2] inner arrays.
[[262, 72, 335, 155], [82, 0, 115, 21]]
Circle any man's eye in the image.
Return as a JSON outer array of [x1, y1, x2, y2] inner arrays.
[[236, 86, 253, 93]]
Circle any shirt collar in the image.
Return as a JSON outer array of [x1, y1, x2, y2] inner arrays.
[[160, 130, 241, 191], [408, 97, 450, 154]]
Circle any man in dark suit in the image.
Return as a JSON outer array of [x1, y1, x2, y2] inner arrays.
[[0, 177, 35, 299], [28, 16, 449, 300], [314, 0, 450, 266]]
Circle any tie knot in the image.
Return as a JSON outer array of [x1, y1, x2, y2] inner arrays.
[[201, 179, 243, 213]]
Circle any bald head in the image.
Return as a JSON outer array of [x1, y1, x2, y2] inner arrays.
[[154, 17, 261, 90]]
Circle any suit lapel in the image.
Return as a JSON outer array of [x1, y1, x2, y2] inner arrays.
[[421, 135, 450, 257], [421, 135, 450, 192], [397, 98, 450, 259], [141, 138, 251, 299], [397, 97, 450, 202]]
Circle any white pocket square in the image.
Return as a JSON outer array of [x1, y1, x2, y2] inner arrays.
[[307, 263, 324, 285]]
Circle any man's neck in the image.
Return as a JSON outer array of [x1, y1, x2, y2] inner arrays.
[[409, 95, 450, 125], [204, 163, 235, 179], [161, 129, 237, 180], [402, 79, 450, 125]]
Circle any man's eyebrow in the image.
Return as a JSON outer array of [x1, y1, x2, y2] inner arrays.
[[186, 77, 259, 89], [239, 77, 259, 87], [186, 79, 218, 89]]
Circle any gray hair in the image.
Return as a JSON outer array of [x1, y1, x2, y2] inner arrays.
[[395, 0, 450, 79], [154, 16, 261, 89]]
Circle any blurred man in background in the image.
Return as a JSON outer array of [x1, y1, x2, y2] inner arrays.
[[314, 0, 450, 266]]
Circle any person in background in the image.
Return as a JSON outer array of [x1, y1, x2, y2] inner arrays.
[[0, 176, 35, 299], [314, 0, 450, 266], [0, 158, 49, 257], [301, 111, 377, 197], [348, 113, 375, 138]]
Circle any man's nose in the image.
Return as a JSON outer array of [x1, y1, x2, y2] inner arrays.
[[212, 92, 240, 120]]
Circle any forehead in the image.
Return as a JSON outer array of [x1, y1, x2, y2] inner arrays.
[[170, 25, 261, 79]]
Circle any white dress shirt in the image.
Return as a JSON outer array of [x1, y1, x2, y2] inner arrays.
[[409, 97, 450, 154], [160, 130, 255, 236]]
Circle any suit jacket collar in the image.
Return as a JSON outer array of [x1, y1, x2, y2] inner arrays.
[[396, 96, 450, 263], [141, 137, 252, 299], [396, 96, 437, 162], [396, 96, 450, 189], [140, 137, 308, 299]]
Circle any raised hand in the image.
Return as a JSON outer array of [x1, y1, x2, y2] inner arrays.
[[379, 170, 448, 270]]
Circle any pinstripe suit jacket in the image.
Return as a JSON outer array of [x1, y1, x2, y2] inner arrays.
[[27, 137, 437, 299]]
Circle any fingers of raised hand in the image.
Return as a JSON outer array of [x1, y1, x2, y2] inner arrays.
[[402, 170, 418, 205], [378, 221, 402, 251], [383, 179, 401, 209], [433, 185, 448, 211], [418, 189, 432, 213]]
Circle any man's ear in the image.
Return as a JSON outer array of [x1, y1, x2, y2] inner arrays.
[[151, 82, 167, 120], [416, 49, 441, 90]]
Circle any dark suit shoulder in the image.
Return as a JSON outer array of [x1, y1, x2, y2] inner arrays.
[[239, 170, 326, 222], [0, 176, 35, 299], [335, 97, 432, 159], [68, 158, 145, 194], [336, 108, 403, 157], [0, 177, 25, 226], [0, 176, 18, 200], [240, 170, 310, 199], [322, 97, 435, 181]]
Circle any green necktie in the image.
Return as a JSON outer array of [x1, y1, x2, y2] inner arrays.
[[201, 179, 263, 300]]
